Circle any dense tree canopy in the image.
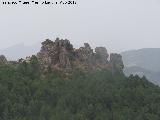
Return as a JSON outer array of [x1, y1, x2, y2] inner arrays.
[[0, 60, 160, 120]]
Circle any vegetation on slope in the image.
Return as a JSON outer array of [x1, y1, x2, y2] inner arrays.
[[0, 58, 160, 120]]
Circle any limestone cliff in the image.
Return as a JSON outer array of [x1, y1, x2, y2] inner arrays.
[[37, 38, 124, 74]]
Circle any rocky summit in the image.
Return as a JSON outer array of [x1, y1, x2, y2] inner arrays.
[[37, 38, 124, 74]]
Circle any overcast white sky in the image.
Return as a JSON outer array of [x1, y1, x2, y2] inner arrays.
[[0, 0, 160, 52]]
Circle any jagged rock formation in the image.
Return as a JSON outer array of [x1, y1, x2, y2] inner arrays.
[[37, 38, 124, 74], [110, 53, 124, 74], [0, 55, 8, 65], [37, 38, 74, 72], [94, 47, 109, 68]]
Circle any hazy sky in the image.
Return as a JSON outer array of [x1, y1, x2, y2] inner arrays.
[[0, 0, 160, 52]]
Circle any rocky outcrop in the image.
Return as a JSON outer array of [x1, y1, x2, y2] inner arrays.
[[37, 38, 124, 74], [95, 47, 109, 65], [75, 43, 93, 62], [0, 55, 8, 65], [37, 38, 74, 72], [110, 53, 124, 74]]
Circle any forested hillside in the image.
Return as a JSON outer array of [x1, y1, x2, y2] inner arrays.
[[0, 57, 160, 120]]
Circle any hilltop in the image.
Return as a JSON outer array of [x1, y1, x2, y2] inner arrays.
[[0, 39, 160, 120], [36, 38, 124, 74], [1, 38, 124, 75]]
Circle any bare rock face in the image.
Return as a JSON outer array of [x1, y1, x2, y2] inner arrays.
[[73, 43, 94, 71], [95, 47, 109, 63], [0, 55, 8, 65], [37, 38, 124, 74], [37, 38, 74, 72], [75, 43, 93, 61], [110, 53, 124, 74]]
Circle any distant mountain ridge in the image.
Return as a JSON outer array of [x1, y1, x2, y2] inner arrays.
[[121, 48, 160, 85], [121, 48, 160, 72], [0, 43, 41, 60]]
